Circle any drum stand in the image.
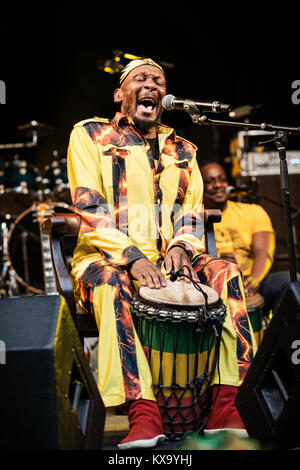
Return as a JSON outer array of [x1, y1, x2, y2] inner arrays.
[[0, 130, 38, 150], [186, 108, 300, 283]]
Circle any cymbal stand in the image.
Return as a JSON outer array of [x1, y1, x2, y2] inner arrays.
[[0, 221, 8, 297], [0, 220, 19, 297], [0, 132, 38, 150], [21, 231, 30, 294], [188, 110, 300, 283]]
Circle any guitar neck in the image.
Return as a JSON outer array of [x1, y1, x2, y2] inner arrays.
[[35, 203, 58, 295], [40, 227, 58, 295]]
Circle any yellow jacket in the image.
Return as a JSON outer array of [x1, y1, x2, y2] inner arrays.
[[67, 112, 205, 279]]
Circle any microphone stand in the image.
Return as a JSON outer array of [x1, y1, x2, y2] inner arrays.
[[188, 110, 300, 283], [244, 190, 300, 220]]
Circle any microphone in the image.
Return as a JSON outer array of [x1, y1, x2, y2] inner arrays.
[[170, 270, 179, 282], [225, 185, 252, 197], [162, 94, 232, 114]]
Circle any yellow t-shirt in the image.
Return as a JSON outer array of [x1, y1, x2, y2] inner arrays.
[[214, 200, 275, 277]]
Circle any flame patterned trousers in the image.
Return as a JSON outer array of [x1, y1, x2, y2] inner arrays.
[[75, 254, 256, 408]]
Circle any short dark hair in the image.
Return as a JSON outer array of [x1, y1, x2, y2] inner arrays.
[[199, 159, 233, 184], [198, 159, 224, 171]]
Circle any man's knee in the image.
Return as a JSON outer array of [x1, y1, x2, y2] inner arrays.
[[81, 261, 132, 289], [222, 259, 242, 276]]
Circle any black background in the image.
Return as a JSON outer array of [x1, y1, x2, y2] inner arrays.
[[1, 7, 299, 171]]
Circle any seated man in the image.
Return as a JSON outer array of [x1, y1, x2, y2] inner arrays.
[[67, 58, 256, 450], [199, 160, 293, 314]]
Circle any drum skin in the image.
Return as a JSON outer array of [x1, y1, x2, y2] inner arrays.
[[139, 279, 219, 308], [246, 292, 266, 347], [246, 292, 265, 312]]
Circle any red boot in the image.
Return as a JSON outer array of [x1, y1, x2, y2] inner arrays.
[[205, 385, 248, 437], [117, 399, 166, 450]]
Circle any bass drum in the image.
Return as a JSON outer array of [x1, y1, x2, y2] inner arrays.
[[0, 159, 41, 215], [7, 202, 76, 295], [42, 158, 71, 204]]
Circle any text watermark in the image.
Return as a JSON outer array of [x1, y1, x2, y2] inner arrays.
[[0, 80, 6, 104], [291, 339, 300, 365], [0, 340, 6, 364], [78, 201, 205, 241], [291, 80, 300, 105]]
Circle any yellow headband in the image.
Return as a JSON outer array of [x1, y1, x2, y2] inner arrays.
[[119, 58, 165, 84]]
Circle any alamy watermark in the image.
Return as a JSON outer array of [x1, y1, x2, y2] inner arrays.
[[85, 200, 205, 241], [0, 340, 6, 364], [291, 339, 300, 365], [0, 80, 6, 104], [291, 80, 300, 105]]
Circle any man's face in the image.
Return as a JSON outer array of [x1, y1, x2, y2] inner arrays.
[[114, 65, 166, 132], [201, 163, 229, 208]]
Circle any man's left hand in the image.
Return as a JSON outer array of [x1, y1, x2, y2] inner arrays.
[[244, 276, 260, 297], [164, 246, 199, 283]]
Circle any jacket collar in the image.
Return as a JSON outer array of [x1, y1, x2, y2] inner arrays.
[[111, 112, 176, 141]]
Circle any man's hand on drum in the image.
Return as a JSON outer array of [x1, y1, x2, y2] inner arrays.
[[243, 276, 260, 297], [219, 252, 238, 264], [129, 257, 167, 289], [164, 246, 199, 284]]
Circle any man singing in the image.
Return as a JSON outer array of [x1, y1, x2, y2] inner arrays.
[[67, 58, 256, 449]]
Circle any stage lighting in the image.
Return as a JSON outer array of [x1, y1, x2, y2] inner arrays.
[[97, 50, 174, 76]]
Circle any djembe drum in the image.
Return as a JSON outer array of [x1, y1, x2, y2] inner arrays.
[[246, 292, 265, 347], [131, 279, 226, 440]]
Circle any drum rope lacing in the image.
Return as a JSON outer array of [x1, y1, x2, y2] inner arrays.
[[169, 266, 225, 436], [131, 266, 227, 440]]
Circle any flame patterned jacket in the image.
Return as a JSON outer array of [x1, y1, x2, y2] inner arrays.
[[67, 112, 205, 279]]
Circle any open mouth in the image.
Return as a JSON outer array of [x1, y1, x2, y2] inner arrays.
[[137, 96, 157, 114]]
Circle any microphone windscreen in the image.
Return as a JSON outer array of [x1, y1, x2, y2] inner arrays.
[[225, 186, 235, 195], [162, 94, 175, 110]]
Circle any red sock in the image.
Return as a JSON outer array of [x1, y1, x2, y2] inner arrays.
[[118, 399, 165, 448], [205, 385, 246, 431]]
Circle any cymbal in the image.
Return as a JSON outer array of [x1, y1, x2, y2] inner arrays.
[[17, 120, 54, 138]]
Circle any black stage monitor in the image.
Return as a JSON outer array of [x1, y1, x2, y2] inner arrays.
[[236, 282, 300, 449], [0, 294, 105, 450]]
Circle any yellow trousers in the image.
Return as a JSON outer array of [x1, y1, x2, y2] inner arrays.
[[74, 254, 256, 407]]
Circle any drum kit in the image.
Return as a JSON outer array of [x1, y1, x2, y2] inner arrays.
[[0, 121, 74, 298]]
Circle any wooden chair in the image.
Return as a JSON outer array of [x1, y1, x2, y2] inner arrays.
[[42, 209, 221, 342]]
